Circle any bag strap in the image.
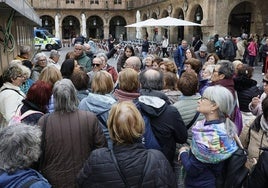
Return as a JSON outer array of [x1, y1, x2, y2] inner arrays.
[[186, 112, 200, 129], [234, 134, 244, 149], [1, 88, 25, 98], [39, 114, 49, 171], [109, 147, 130, 188], [20, 110, 44, 120], [108, 144, 148, 188]]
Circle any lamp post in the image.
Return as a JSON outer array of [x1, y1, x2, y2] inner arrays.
[[69, 19, 73, 26]]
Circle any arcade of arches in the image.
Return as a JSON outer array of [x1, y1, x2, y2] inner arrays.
[[36, 0, 268, 44]]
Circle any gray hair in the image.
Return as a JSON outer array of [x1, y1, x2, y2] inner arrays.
[[139, 69, 163, 90], [96, 52, 108, 62], [217, 60, 234, 79], [203, 85, 237, 136], [19, 45, 31, 55], [53, 78, 79, 112], [50, 50, 60, 58], [33, 52, 47, 64], [0, 124, 42, 173], [9, 62, 31, 79]]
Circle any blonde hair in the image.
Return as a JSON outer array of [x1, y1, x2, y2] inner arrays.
[[118, 68, 139, 92], [107, 101, 145, 144], [39, 66, 62, 86], [91, 70, 114, 94]]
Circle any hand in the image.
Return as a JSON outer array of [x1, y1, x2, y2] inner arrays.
[[251, 95, 260, 108], [179, 146, 189, 153]]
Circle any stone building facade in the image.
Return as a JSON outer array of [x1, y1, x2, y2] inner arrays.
[[0, 0, 40, 74], [30, 0, 268, 44]]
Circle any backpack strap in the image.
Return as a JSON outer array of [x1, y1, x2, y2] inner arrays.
[[186, 112, 200, 129], [1, 88, 25, 98], [108, 145, 130, 188], [20, 110, 44, 120]]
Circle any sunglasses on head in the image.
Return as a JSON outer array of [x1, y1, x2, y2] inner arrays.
[[92, 63, 100, 67]]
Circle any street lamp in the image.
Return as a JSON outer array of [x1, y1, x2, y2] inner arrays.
[[116, 19, 120, 26], [69, 19, 73, 26], [93, 19, 96, 26]]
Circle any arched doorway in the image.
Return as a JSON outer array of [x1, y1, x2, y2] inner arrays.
[[229, 2, 253, 37], [176, 9, 184, 42], [40, 15, 54, 34], [62, 16, 80, 40], [193, 5, 203, 39], [161, 10, 169, 38], [87, 16, 104, 39], [109, 16, 126, 41]]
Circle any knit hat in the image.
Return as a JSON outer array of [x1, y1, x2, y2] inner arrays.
[[199, 45, 207, 52]]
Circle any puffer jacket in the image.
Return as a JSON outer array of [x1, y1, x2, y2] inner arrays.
[[77, 143, 177, 188]]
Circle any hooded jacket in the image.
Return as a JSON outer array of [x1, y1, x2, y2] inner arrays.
[[0, 169, 51, 188], [138, 90, 187, 165]]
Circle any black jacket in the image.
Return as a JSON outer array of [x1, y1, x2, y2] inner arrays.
[[234, 77, 262, 112], [248, 149, 268, 188], [139, 89, 188, 165], [77, 143, 177, 188], [20, 99, 45, 125]]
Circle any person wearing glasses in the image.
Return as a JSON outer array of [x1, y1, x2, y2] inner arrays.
[[0, 64, 26, 127], [31, 52, 48, 82], [178, 85, 238, 187]]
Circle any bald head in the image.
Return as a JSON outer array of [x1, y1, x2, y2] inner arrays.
[[139, 69, 163, 90], [125, 56, 141, 72]]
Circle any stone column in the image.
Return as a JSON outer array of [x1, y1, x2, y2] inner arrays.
[[81, 13, 87, 38], [55, 13, 60, 39]]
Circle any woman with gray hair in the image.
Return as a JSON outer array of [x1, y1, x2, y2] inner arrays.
[[178, 85, 239, 187], [31, 52, 48, 81], [0, 124, 51, 187], [38, 78, 106, 188]]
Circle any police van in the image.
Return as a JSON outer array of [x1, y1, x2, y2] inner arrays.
[[34, 28, 62, 51]]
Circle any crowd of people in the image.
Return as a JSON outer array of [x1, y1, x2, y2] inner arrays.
[[0, 32, 268, 188]]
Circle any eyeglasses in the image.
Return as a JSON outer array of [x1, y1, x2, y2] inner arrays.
[[200, 96, 215, 103], [92, 63, 100, 67], [17, 75, 26, 79], [39, 59, 46, 62]]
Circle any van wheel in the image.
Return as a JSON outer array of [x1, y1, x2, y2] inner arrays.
[[46, 44, 53, 51]]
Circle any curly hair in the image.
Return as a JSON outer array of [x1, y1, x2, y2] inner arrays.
[[0, 124, 42, 173]]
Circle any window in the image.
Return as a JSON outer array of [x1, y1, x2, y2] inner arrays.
[[66, 0, 74, 4], [114, 0, 122, 4], [90, 0, 99, 4]]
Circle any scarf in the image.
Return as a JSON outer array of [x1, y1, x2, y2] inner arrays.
[[191, 119, 238, 164]]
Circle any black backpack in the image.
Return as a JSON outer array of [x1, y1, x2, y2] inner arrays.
[[216, 136, 249, 188]]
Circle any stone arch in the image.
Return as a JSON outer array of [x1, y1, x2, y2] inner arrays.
[[40, 15, 54, 34], [87, 15, 104, 39], [186, 4, 203, 40], [109, 16, 127, 40], [62, 15, 80, 39], [228, 1, 255, 36], [172, 7, 185, 42]]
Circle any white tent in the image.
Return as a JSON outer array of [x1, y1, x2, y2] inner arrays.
[[125, 16, 201, 27], [153, 16, 201, 27], [125, 18, 158, 27]]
